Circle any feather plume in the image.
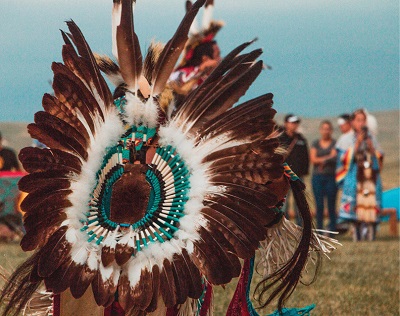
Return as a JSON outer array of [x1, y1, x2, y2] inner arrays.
[[94, 53, 124, 87], [191, 226, 240, 285], [91, 262, 119, 307], [145, 265, 161, 312], [201, 203, 265, 246], [37, 226, 70, 277], [201, 209, 254, 258], [28, 119, 88, 161], [18, 170, 71, 193], [116, 0, 143, 92], [19, 147, 82, 174], [52, 62, 105, 123], [182, 60, 264, 133], [69, 249, 98, 299], [159, 259, 177, 308], [42, 93, 91, 143], [65, 20, 113, 108], [171, 254, 190, 304], [173, 39, 257, 121]]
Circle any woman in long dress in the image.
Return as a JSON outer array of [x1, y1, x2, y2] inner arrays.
[[336, 109, 383, 241]]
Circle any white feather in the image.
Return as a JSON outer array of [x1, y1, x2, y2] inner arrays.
[[201, 4, 214, 29]]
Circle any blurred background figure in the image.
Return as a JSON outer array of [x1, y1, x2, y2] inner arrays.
[[279, 114, 309, 225], [169, 0, 223, 96], [336, 109, 383, 241], [310, 120, 337, 232], [169, 40, 221, 95], [0, 132, 23, 241], [0, 132, 20, 172]]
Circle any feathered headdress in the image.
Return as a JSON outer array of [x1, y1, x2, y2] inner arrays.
[[1, 1, 338, 315]]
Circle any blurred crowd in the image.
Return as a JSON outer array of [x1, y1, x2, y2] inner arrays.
[[279, 109, 383, 241]]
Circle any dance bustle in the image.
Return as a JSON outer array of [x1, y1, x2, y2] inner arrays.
[[0, 0, 327, 315]]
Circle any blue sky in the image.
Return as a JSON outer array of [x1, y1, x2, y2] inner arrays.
[[0, 0, 398, 122]]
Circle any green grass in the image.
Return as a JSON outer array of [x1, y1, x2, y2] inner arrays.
[[214, 222, 400, 315], [1, 223, 398, 315]]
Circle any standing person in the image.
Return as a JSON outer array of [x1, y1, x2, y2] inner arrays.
[[279, 114, 309, 225], [310, 121, 337, 232], [336, 109, 383, 241], [0, 132, 20, 171]]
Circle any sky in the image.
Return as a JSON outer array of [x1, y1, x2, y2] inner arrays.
[[0, 0, 398, 122]]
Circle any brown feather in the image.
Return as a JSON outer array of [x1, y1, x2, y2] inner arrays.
[[116, 0, 143, 91], [171, 254, 190, 304], [101, 245, 116, 267], [20, 186, 72, 213], [205, 194, 276, 227], [27, 122, 87, 161], [173, 39, 257, 121], [117, 274, 133, 312], [152, 0, 206, 95], [42, 93, 90, 144], [202, 138, 279, 163], [145, 264, 160, 312], [160, 259, 177, 308], [201, 209, 254, 258], [35, 111, 89, 156], [209, 175, 279, 207], [37, 226, 70, 277], [91, 265, 118, 307], [52, 74, 96, 135], [18, 170, 71, 193], [183, 61, 264, 132], [143, 42, 164, 84], [44, 259, 81, 294], [191, 226, 240, 285], [52, 62, 104, 123], [19, 147, 82, 174], [69, 260, 98, 299], [181, 249, 203, 299], [129, 268, 153, 311], [115, 241, 134, 266], [65, 21, 113, 108], [197, 94, 275, 140], [21, 210, 67, 252], [201, 202, 265, 245]]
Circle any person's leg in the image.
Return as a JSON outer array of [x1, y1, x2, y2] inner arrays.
[[326, 175, 338, 232], [312, 174, 324, 229]]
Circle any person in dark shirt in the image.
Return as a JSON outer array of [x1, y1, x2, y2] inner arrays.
[[0, 132, 20, 171], [279, 114, 309, 225]]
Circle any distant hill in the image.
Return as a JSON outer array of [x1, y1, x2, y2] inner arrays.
[[1, 109, 398, 189]]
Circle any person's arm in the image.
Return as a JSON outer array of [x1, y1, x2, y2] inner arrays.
[[310, 143, 337, 165]]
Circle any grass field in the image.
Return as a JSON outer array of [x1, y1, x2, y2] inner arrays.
[[215, 222, 400, 315], [1, 223, 398, 315]]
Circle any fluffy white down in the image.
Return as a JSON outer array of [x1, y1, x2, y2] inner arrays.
[[66, 107, 124, 257], [124, 93, 159, 128]]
